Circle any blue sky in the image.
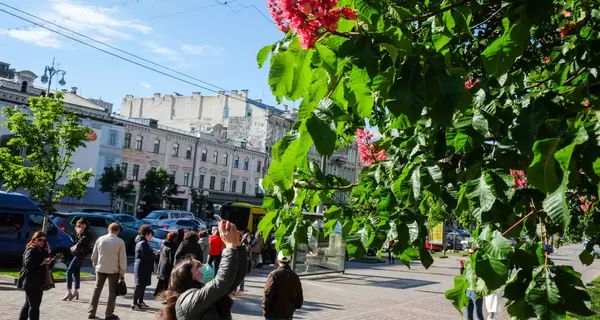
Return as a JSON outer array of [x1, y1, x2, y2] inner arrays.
[[0, 0, 285, 111]]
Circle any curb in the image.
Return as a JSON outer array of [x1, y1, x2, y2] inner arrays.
[[0, 275, 96, 286]]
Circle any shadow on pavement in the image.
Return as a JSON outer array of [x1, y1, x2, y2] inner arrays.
[[307, 273, 438, 290]]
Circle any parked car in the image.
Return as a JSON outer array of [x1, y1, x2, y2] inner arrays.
[[156, 218, 206, 231], [106, 213, 146, 230], [142, 210, 195, 225], [51, 212, 138, 253], [0, 192, 74, 264], [71, 208, 113, 213]]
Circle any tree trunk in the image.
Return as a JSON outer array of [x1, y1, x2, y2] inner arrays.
[[43, 210, 50, 233]]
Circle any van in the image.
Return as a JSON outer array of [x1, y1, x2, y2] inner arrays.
[[0, 192, 74, 264], [142, 210, 194, 225]]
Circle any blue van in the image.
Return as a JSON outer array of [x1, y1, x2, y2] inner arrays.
[[0, 191, 74, 264]]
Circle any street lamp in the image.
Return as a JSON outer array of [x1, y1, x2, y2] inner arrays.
[[40, 58, 66, 96]]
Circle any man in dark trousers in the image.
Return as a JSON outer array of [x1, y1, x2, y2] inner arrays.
[[262, 252, 303, 320]]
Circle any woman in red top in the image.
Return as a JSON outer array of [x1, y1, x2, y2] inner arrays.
[[208, 226, 225, 274]]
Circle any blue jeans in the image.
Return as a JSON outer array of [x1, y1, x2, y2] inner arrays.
[[66, 257, 81, 290], [465, 289, 484, 320]]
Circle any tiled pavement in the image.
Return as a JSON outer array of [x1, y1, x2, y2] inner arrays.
[[0, 244, 595, 320]]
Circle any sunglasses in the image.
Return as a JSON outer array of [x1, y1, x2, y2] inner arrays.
[[36, 238, 47, 243]]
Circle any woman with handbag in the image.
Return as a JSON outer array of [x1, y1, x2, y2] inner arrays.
[[17, 231, 54, 320], [63, 218, 91, 301]]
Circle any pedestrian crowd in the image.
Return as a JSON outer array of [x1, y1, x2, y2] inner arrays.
[[16, 218, 303, 320]]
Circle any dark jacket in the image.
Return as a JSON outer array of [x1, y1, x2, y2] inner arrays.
[[157, 240, 176, 280], [17, 245, 48, 289], [175, 240, 204, 262], [134, 235, 154, 286], [175, 247, 239, 320], [262, 265, 303, 318], [214, 246, 249, 320], [73, 229, 92, 261]]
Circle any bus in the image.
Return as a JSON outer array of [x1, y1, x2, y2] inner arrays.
[[219, 202, 266, 231]]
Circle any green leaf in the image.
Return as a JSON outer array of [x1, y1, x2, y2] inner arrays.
[[445, 276, 470, 312], [466, 173, 496, 222], [323, 219, 339, 237], [579, 249, 595, 266], [475, 229, 512, 290], [348, 67, 374, 118], [525, 266, 561, 318], [482, 18, 531, 77], [315, 43, 338, 76], [387, 58, 426, 122], [355, 0, 383, 24], [290, 50, 315, 100], [392, 159, 422, 204], [419, 246, 434, 269], [472, 110, 489, 135], [268, 50, 296, 103], [257, 44, 272, 68], [258, 210, 278, 238], [543, 182, 570, 230], [306, 99, 338, 156], [527, 138, 561, 194]]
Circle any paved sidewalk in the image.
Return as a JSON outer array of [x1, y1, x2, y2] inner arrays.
[[0, 244, 594, 319]]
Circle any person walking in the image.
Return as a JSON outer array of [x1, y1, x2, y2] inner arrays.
[[155, 232, 177, 297], [63, 218, 92, 301], [157, 220, 242, 320], [388, 240, 395, 264], [208, 227, 225, 274], [262, 252, 304, 320], [175, 231, 204, 262], [465, 247, 484, 320], [234, 230, 252, 296], [198, 230, 210, 264], [18, 231, 53, 320], [89, 222, 127, 320], [252, 233, 265, 269], [132, 225, 155, 310]]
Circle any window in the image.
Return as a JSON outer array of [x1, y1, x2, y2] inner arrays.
[[104, 158, 115, 168], [212, 151, 218, 164], [223, 106, 229, 118], [109, 131, 118, 146], [209, 176, 216, 190], [132, 164, 140, 180], [183, 172, 190, 186], [20, 81, 28, 93], [28, 213, 44, 232], [245, 105, 253, 117], [170, 170, 176, 178], [186, 146, 192, 159], [201, 149, 207, 162], [255, 183, 259, 195], [231, 180, 237, 192], [153, 139, 160, 153], [257, 160, 262, 172], [242, 181, 247, 194], [222, 154, 228, 166], [123, 133, 131, 148], [121, 162, 128, 180], [220, 178, 226, 191], [0, 212, 24, 234], [151, 167, 157, 172], [85, 217, 109, 228], [172, 143, 179, 157], [234, 156, 239, 168], [199, 175, 205, 188], [135, 135, 143, 150], [243, 158, 249, 170]]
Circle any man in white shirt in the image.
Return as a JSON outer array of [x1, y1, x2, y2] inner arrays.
[[88, 222, 127, 320]]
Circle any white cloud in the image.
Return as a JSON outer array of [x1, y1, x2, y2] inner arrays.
[[6, 29, 62, 48], [139, 81, 151, 88], [181, 44, 225, 56]]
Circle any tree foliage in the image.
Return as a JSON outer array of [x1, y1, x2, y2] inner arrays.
[[99, 165, 134, 212], [0, 94, 93, 230], [258, 0, 600, 318], [190, 188, 209, 216], [140, 168, 178, 209]]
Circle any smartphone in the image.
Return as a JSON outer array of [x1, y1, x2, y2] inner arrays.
[[213, 214, 223, 222]]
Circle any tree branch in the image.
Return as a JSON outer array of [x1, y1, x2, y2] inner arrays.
[[294, 183, 358, 191]]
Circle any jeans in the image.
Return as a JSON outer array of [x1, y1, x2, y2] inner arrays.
[[208, 255, 221, 275], [88, 273, 119, 317], [66, 257, 81, 290], [133, 285, 147, 304], [465, 289, 484, 320], [388, 250, 394, 264], [239, 279, 245, 291], [19, 286, 43, 320]]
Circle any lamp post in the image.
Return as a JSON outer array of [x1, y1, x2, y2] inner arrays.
[[40, 58, 66, 95]]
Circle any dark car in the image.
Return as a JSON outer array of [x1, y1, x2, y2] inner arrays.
[[0, 192, 74, 264], [51, 212, 138, 253]]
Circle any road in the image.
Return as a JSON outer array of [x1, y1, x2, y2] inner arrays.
[[0, 244, 597, 320]]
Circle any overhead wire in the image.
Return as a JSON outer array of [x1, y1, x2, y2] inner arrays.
[[0, 4, 255, 105], [0, 2, 232, 94], [214, 0, 274, 24]]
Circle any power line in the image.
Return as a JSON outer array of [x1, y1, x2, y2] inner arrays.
[[145, 3, 221, 21], [215, 0, 274, 24], [0, 2, 231, 93], [0, 5, 254, 106]]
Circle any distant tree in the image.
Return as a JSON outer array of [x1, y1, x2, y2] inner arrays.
[[140, 168, 178, 210], [0, 94, 93, 231], [190, 188, 209, 216], [99, 165, 135, 211]]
